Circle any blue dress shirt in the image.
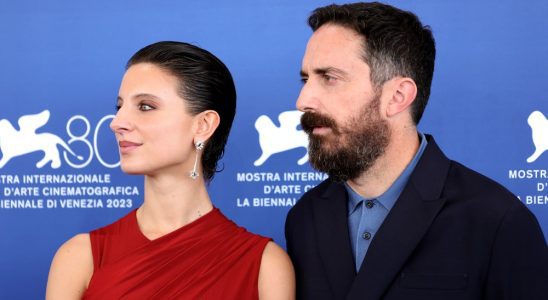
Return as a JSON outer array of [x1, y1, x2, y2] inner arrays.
[[345, 133, 428, 271]]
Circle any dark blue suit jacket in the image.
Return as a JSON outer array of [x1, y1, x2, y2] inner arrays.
[[285, 135, 548, 299]]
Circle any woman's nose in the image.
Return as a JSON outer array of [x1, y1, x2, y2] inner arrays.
[[110, 106, 133, 134]]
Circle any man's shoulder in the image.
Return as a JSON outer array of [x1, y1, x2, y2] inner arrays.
[[447, 160, 515, 200], [420, 136, 518, 206], [415, 136, 528, 221], [442, 159, 531, 220]]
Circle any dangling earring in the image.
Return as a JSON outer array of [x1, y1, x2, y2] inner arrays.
[[190, 141, 204, 180]]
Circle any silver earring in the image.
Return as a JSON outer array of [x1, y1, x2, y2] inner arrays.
[[190, 141, 204, 179]]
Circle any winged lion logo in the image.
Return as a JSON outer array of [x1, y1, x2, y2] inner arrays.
[[254, 110, 309, 166], [0, 110, 83, 169]]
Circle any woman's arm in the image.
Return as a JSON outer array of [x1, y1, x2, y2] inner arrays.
[[258, 241, 296, 300], [46, 233, 94, 300]]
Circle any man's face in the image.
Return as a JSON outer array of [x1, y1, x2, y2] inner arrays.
[[297, 24, 390, 181]]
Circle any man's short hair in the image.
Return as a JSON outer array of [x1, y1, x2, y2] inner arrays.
[[308, 2, 436, 124]]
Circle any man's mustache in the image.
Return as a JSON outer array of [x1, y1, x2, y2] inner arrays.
[[300, 112, 339, 134]]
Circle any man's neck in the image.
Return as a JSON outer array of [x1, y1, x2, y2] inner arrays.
[[347, 129, 420, 199]]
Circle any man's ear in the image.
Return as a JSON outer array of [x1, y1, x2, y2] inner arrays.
[[193, 110, 220, 143], [386, 77, 417, 118]]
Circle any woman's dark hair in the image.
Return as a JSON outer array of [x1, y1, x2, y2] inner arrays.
[[309, 2, 436, 124], [127, 41, 236, 181]]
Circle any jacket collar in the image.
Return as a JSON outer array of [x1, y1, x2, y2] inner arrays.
[[347, 135, 451, 299], [312, 180, 356, 299]]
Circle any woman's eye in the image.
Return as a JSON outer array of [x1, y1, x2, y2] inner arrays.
[[139, 103, 154, 111], [115, 104, 121, 111]]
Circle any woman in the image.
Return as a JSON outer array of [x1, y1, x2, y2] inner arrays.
[[46, 41, 295, 299]]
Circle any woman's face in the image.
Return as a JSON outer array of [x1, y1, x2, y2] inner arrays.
[[111, 63, 196, 176]]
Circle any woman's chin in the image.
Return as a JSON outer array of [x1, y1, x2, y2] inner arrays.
[[120, 164, 146, 175]]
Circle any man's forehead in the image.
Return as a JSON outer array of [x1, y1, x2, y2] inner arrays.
[[309, 23, 363, 47], [302, 24, 366, 70]]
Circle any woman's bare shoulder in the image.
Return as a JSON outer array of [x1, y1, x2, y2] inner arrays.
[[258, 241, 295, 300], [46, 233, 94, 299]]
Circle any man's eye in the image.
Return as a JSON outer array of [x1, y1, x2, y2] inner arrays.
[[139, 103, 154, 111], [323, 74, 337, 82], [300, 77, 308, 84], [115, 104, 121, 111]]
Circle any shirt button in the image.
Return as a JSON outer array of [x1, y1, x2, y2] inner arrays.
[[362, 232, 372, 240], [365, 200, 374, 209]]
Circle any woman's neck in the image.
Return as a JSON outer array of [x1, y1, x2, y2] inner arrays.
[[137, 172, 213, 239]]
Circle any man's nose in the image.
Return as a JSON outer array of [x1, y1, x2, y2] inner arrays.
[[296, 80, 318, 113]]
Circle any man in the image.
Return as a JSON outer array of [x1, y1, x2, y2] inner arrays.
[[285, 2, 548, 300]]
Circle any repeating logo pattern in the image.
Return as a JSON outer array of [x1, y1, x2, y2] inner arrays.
[[254, 110, 308, 166], [0, 110, 117, 169], [0, 110, 82, 169], [527, 110, 548, 163]]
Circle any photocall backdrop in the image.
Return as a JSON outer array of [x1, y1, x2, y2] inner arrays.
[[1, 0, 547, 298]]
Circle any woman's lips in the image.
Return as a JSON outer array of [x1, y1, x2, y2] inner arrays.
[[118, 141, 142, 154]]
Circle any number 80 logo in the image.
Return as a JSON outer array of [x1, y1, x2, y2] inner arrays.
[[63, 115, 119, 169]]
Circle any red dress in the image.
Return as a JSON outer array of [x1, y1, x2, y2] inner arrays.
[[83, 208, 270, 299]]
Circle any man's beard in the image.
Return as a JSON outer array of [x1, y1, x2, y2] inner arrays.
[[301, 95, 390, 182]]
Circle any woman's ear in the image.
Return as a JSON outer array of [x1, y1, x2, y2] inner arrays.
[[386, 77, 417, 118], [193, 110, 220, 143]]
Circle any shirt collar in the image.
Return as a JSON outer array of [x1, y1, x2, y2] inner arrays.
[[345, 132, 428, 215]]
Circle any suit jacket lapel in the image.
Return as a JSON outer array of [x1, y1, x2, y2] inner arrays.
[[312, 181, 357, 299], [346, 136, 451, 300]]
